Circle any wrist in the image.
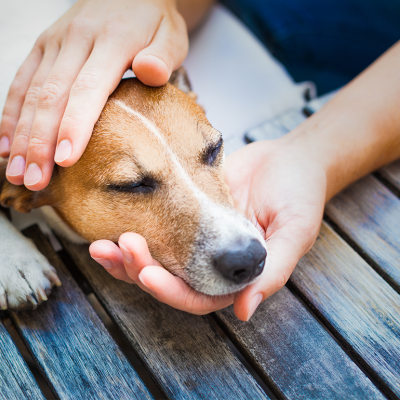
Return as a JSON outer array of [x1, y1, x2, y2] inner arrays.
[[280, 115, 351, 202]]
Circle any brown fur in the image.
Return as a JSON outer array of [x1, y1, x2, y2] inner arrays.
[[0, 75, 233, 277]]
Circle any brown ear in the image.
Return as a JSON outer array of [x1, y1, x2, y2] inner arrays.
[[168, 67, 197, 101], [0, 160, 50, 213]]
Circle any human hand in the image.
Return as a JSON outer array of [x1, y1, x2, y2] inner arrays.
[[89, 233, 234, 315], [0, 0, 188, 190], [224, 137, 326, 320], [89, 135, 327, 320]]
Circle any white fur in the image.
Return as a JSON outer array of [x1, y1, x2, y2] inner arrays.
[[116, 100, 267, 295], [0, 212, 56, 309]]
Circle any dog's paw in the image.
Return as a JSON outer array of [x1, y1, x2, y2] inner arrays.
[[0, 242, 61, 310], [0, 216, 61, 310]]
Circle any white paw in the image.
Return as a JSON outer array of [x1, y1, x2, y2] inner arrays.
[[0, 214, 61, 310]]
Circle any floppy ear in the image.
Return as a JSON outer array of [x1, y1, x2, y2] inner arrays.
[[168, 67, 197, 101], [0, 160, 50, 213]]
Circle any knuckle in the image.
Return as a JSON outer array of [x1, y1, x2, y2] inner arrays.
[[29, 135, 51, 147], [73, 70, 100, 92], [24, 86, 41, 108], [12, 126, 30, 147], [59, 115, 80, 135], [15, 121, 30, 139], [37, 81, 64, 109], [66, 17, 92, 40], [27, 136, 52, 156], [101, 21, 123, 40]]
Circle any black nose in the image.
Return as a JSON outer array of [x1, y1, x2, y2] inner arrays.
[[213, 239, 266, 284]]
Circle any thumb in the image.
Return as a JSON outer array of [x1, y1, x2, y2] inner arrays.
[[233, 230, 314, 321], [132, 14, 188, 86]]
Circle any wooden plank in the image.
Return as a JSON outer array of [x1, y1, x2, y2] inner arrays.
[[325, 175, 400, 290], [0, 320, 46, 400], [60, 238, 269, 400], [380, 159, 400, 192], [290, 222, 400, 399], [12, 226, 154, 400], [215, 287, 383, 399]]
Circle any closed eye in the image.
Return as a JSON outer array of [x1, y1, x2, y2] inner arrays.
[[203, 137, 223, 166], [107, 176, 158, 194]]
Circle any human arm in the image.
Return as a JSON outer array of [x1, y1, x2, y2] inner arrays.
[[92, 40, 400, 320], [0, 0, 214, 191], [229, 39, 400, 320]]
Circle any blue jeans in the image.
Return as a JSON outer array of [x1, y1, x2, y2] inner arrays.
[[221, 0, 400, 95]]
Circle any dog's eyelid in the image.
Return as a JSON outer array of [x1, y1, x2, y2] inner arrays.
[[203, 136, 224, 165], [107, 176, 158, 194]]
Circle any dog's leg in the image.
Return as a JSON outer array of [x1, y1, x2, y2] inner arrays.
[[0, 212, 61, 310]]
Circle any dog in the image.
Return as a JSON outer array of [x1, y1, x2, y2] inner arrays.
[[0, 68, 267, 310]]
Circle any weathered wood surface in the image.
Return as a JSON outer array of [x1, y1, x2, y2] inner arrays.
[[215, 287, 383, 399], [0, 320, 46, 400], [325, 175, 400, 291], [380, 160, 400, 192], [291, 222, 400, 398], [60, 238, 269, 400], [12, 226, 153, 400]]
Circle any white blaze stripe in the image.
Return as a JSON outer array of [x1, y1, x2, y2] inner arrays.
[[114, 100, 267, 272], [115, 100, 204, 200]]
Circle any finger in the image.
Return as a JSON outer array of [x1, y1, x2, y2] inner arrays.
[[118, 232, 161, 282], [6, 44, 59, 185], [54, 42, 128, 168], [23, 37, 92, 190], [0, 46, 43, 157], [233, 232, 308, 321], [89, 240, 135, 283], [139, 265, 233, 315], [132, 13, 188, 86]]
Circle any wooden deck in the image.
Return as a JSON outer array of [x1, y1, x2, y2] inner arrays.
[[1, 95, 400, 399]]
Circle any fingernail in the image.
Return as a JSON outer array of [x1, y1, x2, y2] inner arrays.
[[138, 270, 156, 296], [92, 257, 113, 269], [119, 243, 134, 264], [54, 139, 72, 163], [246, 293, 263, 321], [7, 155, 25, 176], [0, 136, 10, 154], [24, 162, 42, 186]]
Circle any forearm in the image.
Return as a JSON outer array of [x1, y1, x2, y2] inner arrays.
[[177, 0, 215, 32], [285, 40, 400, 201]]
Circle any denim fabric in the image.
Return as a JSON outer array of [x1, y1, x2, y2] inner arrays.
[[221, 0, 400, 94]]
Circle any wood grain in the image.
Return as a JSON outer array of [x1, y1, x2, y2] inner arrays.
[[291, 222, 400, 398], [0, 320, 45, 400], [380, 160, 400, 192], [13, 226, 154, 400], [215, 287, 383, 399], [60, 238, 269, 400], [325, 175, 400, 290]]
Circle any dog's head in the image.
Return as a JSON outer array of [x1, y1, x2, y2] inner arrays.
[[0, 69, 267, 296]]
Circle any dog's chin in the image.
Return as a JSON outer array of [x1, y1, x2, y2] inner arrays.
[[182, 272, 262, 297]]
